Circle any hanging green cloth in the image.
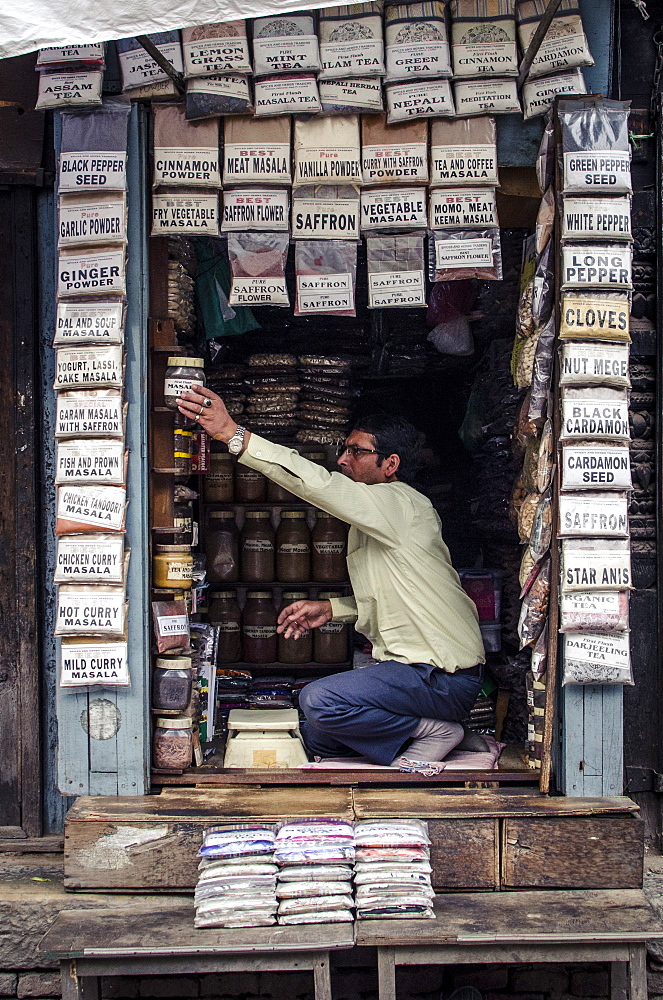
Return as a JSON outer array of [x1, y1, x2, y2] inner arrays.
[[194, 239, 260, 339]]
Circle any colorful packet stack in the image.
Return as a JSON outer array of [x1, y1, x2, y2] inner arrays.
[[194, 825, 278, 928], [353, 819, 435, 920], [275, 819, 355, 925], [248, 676, 294, 710]]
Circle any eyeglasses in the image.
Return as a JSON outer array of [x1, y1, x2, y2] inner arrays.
[[336, 444, 385, 459]]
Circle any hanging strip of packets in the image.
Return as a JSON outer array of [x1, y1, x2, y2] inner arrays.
[[53, 101, 131, 689]]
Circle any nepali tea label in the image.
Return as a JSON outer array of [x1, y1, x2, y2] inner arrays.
[[153, 147, 220, 188], [561, 445, 631, 490], [559, 293, 630, 342], [223, 142, 291, 185], [561, 196, 632, 240], [58, 249, 125, 297], [561, 246, 632, 290], [361, 189, 427, 231], [560, 343, 630, 386], [558, 493, 629, 538], [563, 150, 632, 193], [222, 189, 289, 231], [55, 393, 124, 439], [291, 197, 360, 240], [368, 270, 426, 308], [386, 79, 455, 121], [55, 534, 125, 583], [430, 144, 498, 186], [60, 641, 129, 687], [429, 188, 497, 228], [362, 142, 428, 185], [151, 193, 219, 235], [54, 302, 124, 346], [54, 345, 123, 390], [58, 196, 127, 247], [59, 152, 127, 192]]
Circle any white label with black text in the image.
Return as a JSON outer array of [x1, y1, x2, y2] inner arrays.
[[292, 198, 360, 239], [558, 493, 629, 537], [362, 142, 428, 185], [560, 395, 630, 442], [319, 39, 384, 78], [222, 189, 289, 231], [57, 486, 126, 531], [229, 277, 289, 306], [560, 342, 630, 386], [54, 345, 123, 390], [59, 152, 127, 192], [319, 78, 383, 110], [152, 194, 219, 234], [430, 144, 498, 186], [55, 393, 124, 439], [361, 189, 427, 230], [563, 150, 632, 192], [223, 142, 291, 185], [56, 589, 126, 636], [254, 76, 320, 114], [58, 249, 125, 297], [368, 269, 425, 307], [58, 196, 126, 247], [183, 37, 251, 76], [153, 147, 220, 187], [561, 196, 632, 239], [55, 535, 125, 583], [429, 188, 497, 228], [435, 238, 492, 269], [295, 145, 362, 186], [297, 273, 353, 312], [55, 440, 126, 485], [562, 543, 632, 591], [60, 641, 129, 686], [54, 302, 124, 345], [386, 79, 455, 119], [119, 42, 183, 88], [561, 445, 632, 490], [561, 246, 632, 289]]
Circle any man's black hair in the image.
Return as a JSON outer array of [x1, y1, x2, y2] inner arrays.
[[351, 413, 423, 484]]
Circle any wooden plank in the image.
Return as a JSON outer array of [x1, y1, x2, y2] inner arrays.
[[428, 818, 498, 890], [355, 889, 663, 947], [152, 769, 540, 787], [502, 816, 644, 889], [602, 686, 624, 797], [0, 835, 63, 852], [352, 789, 639, 819], [629, 944, 648, 1000], [394, 943, 630, 965]]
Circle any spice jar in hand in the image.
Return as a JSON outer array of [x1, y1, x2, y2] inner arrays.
[[240, 511, 275, 583], [278, 591, 313, 663]]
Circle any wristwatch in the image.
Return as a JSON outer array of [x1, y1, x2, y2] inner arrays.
[[227, 425, 247, 455]]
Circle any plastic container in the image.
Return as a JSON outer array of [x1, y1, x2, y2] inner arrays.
[[163, 357, 205, 409], [152, 657, 193, 713], [459, 569, 503, 623], [480, 623, 502, 653], [152, 717, 193, 770]]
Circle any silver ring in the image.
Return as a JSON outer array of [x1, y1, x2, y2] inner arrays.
[[198, 404, 204, 415], [203, 398, 212, 409]]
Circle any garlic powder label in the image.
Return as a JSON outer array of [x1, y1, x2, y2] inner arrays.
[[58, 196, 127, 247]]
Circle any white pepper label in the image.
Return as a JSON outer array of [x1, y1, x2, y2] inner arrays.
[[430, 144, 498, 186], [561, 195, 632, 239], [153, 147, 220, 188], [54, 345, 123, 390], [60, 642, 129, 686], [55, 535, 125, 583], [59, 152, 127, 192], [54, 302, 124, 345], [152, 194, 219, 235]]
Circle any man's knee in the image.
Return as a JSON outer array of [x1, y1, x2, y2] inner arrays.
[[298, 678, 332, 726]]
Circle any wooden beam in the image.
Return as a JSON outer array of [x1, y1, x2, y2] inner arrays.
[[517, 0, 564, 88], [135, 37, 185, 93]]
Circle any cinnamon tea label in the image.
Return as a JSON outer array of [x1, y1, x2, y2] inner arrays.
[[362, 143, 428, 185], [58, 249, 125, 297], [561, 196, 632, 240], [429, 188, 497, 228], [451, 19, 518, 77], [58, 196, 127, 247], [54, 302, 124, 346], [153, 147, 220, 188], [57, 486, 126, 531], [558, 493, 629, 537], [59, 152, 127, 192], [55, 440, 126, 485], [292, 197, 360, 240], [54, 345, 123, 390], [559, 294, 630, 341], [222, 189, 289, 231], [59, 641, 129, 686], [55, 535, 125, 583], [560, 343, 630, 385], [561, 246, 632, 289], [561, 445, 631, 490], [55, 589, 126, 636], [152, 194, 219, 235], [368, 270, 426, 308], [361, 189, 427, 231], [55, 393, 124, 438], [223, 142, 291, 185], [430, 144, 498, 186], [297, 273, 353, 313]]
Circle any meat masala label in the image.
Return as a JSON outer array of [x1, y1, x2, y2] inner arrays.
[[223, 142, 291, 185], [58, 197, 126, 247], [153, 147, 220, 187], [59, 152, 127, 192], [558, 493, 629, 537], [429, 188, 497, 228], [60, 642, 129, 686], [291, 198, 360, 239], [430, 144, 498, 186], [361, 189, 427, 230], [362, 143, 428, 185], [222, 189, 289, 231], [54, 302, 124, 345], [151, 194, 219, 234]]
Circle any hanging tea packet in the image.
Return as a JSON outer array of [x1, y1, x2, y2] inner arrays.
[[153, 104, 220, 187], [319, 3, 386, 78], [562, 631, 633, 685], [59, 101, 130, 193], [385, 78, 455, 122], [254, 74, 321, 115], [116, 33, 184, 91], [151, 192, 220, 235], [429, 228, 502, 281], [362, 115, 429, 186], [37, 44, 106, 67], [293, 116, 362, 186], [252, 14, 321, 75], [185, 75, 253, 119], [291, 184, 361, 240], [453, 77, 520, 115], [559, 591, 629, 635], [57, 194, 127, 248], [55, 439, 127, 486], [558, 492, 629, 538], [559, 292, 631, 343], [181, 22, 252, 77], [385, 1, 451, 81], [523, 69, 586, 120], [227, 232, 290, 307], [429, 116, 497, 186], [319, 77, 384, 114], [222, 189, 289, 232], [36, 69, 103, 110], [366, 233, 426, 308], [559, 97, 632, 194], [295, 241, 358, 316], [450, 0, 518, 77], [517, 0, 593, 79]]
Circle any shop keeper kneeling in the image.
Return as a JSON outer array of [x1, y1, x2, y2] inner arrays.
[[179, 385, 487, 772]]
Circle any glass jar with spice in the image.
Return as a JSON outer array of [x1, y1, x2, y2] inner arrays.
[[312, 512, 348, 582], [173, 414, 193, 479], [153, 544, 194, 590], [208, 590, 241, 663], [276, 511, 311, 583], [278, 591, 313, 664], [163, 356, 206, 410], [204, 452, 234, 502], [314, 591, 349, 663], [240, 511, 275, 583], [205, 511, 239, 584], [235, 464, 266, 502], [153, 716, 194, 770], [152, 656, 193, 713], [242, 591, 277, 663]]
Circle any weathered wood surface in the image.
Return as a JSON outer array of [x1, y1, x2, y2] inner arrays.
[[428, 819, 499, 890], [40, 903, 353, 958], [352, 789, 639, 819], [502, 816, 644, 889], [356, 889, 663, 947], [151, 769, 536, 786]]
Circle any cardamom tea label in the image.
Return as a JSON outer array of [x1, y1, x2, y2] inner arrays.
[[54, 301, 124, 346], [56, 485, 126, 531], [59, 641, 129, 687], [520, 21, 590, 77], [59, 151, 127, 192], [54, 345, 124, 390], [560, 342, 630, 385], [368, 269, 425, 308], [563, 150, 632, 193], [55, 534, 125, 583], [222, 189, 289, 231], [223, 142, 291, 185], [558, 493, 629, 537], [561, 246, 632, 289], [559, 293, 630, 342], [561, 445, 631, 490], [58, 196, 127, 247], [561, 196, 632, 240], [361, 189, 427, 231], [429, 188, 497, 228], [153, 147, 220, 188], [152, 194, 219, 235], [57, 249, 125, 297], [55, 392, 124, 438], [430, 144, 498, 186], [362, 142, 428, 185], [55, 588, 126, 636], [55, 440, 126, 486]]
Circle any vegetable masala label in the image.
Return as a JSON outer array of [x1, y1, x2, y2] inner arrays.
[[297, 273, 353, 312], [563, 151, 632, 192], [561, 196, 632, 239], [561, 246, 632, 289], [559, 294, 630, 341], [222, 189, 289, 231], [57, 486, 126, 530], [58, 249, 125, 297], [54, 302, 124, 345], [59, 151, 127, 191], [292, 198, 359, 239], [558, 493, 629, 537], [153, 147, 220, 187], [430, 144, 498, 186], [60, 642, 129, 686], [223, 142, 291, 184], [152, 194, 219, 234], [361, 189, 427, 230], [429, 189, 497, 228], [55, 535, 125, 583], [368, 270, 425, 307], [561, 445, 631, 489], [58, 197, 127, 247], [362, 143, 428, 184]]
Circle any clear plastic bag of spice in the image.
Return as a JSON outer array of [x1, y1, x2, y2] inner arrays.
[[528, 315, 555, 425], [152, 599, 190, 653], [560, 590, 629, 634], [429, 228, 502, 282], [529, 486, 552, 562], [227, 232, 290, 308], [559, 98, 632, 195], [532, 241, 554, 326], [518, 556, 550, 649], [518, 491, 540, 544], [536, 418, 554, 492], [366, 232, 426, 308], [530, 620, 548, 680], [536, 112, 555, 193], [295, 241, 357, 317]]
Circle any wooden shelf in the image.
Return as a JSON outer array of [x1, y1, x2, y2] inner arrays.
[[219, 660, 352, 671], [152, 467, 183, 474], [152, 345, 185, 354], [202, 502, 315, 510], [207, 580, 350, 588]]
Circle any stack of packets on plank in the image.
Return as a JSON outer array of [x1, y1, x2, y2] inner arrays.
[[354, 819, 435, 920], [194, 825, 278, 928], [275, 819, 355, 925]]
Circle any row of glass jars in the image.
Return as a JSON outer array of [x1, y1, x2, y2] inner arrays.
[[204, 451, 330, 503], [206, 509, 348, 585], [209, 590, 349, 665]]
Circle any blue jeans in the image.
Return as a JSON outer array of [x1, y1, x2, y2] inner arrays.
[[298, 661, 482, 766]]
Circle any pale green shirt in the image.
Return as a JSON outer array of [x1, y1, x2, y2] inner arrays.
[[239, 434, 485, 673]]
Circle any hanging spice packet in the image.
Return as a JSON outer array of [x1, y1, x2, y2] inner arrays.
[[59, 639, 130, 687], [429, 188, 498, 228], [55, 584, 127, 638], [558, 491, 629, 538], [58, 248, 126, 298], [453, 77, 520, 115], [561, 195, 632, 241], [152, 599, 190, 653], [362, 115, 428, 186], [385, 79, 455, 122], [518, 556, 550, 649], [54, 533, 126, 584], [152, 105, 220, 188], [429, 228, 502, 281], [54, 301, 125, 347], [450, 0, 518, 77], [559, 98, 632, 194], [319, 3, 386, 79], [429, 116, 497, 187], [54, 345, 124, 391], [55, 485, 127, 534], [294, 116, 362, 187], [561, 245, 632, 291], [559, 342, 630, 387], [55, 390, 125, 439], [151, 193, 220, 236], [366, 233, 426, 308], [37, 44, 106, 66], [36, 69, 103, 111], [535, 187, 554, 255], [385, 1, 451, 81], [116, 33, 184, 91], [58, 194, 127, 248], [228, 232, 290, 307], [291, 184, 361, 240], [523, 69, 586, 119], [319, 78, 384, 113], [536, 113, 555, 192], [532, 241, 554, 326], [361, 188, 427, 231], [527, 316, 554, 425], [181, 22, 252, 77], [252, 14, 320, 75], [560, 591, 629, 634], [223, 116, 291, 186], [254, 74, 321, 115], [222, 189, 289, 232], [560, 386, 630, 443], [517, 0, 593, 78], [185, 75, 253, 119], [295, 241, 357, 316], [55, 439, 127, 486], [562, 537, 632, 592], [559, 292, 630, 342], [562, 631, 633, 685], [59, 101, 130, 193], [561, 443, 631, 490]]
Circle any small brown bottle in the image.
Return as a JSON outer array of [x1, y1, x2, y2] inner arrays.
[[208, 590, 241, 663], [314, 591, 349, 663], [235, 464, 266, 502], [312, 512, 348, 582], [205, 511, 239, 584], [240, 511, 275, 583], [242, 591, 277, 663], [278, 591, 313, 664], [204, 452, 234, 502], [276, 511, 311, 583]]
